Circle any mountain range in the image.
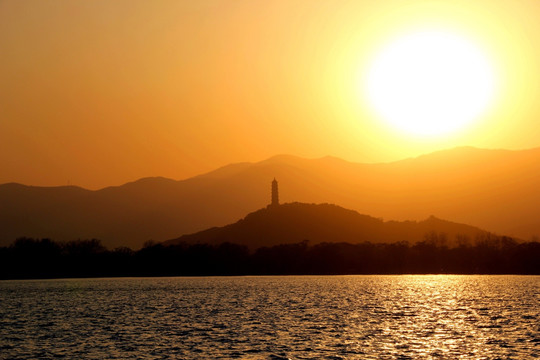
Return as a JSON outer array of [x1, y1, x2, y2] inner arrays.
[[1, 146, 539, 249]]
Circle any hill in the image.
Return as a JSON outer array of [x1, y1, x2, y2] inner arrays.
[[163, 202, 491, 249], [1, 146, 540, 248]]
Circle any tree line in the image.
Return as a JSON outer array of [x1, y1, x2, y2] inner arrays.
[[0, 234, 539, 279]]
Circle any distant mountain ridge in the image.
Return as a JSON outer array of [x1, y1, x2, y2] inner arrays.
[[163, 202, 490, 249], [1, 146, 540, 249]]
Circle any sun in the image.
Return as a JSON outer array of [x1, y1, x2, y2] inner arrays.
[[364, 30, 497, 136]]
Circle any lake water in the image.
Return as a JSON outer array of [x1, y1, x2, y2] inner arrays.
[[0, 276, 538, 359]]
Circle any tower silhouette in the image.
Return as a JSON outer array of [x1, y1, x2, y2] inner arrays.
[[271, 178, 279, 206]]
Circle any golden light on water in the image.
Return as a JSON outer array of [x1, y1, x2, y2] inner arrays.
[[363, 29, 497, 137]]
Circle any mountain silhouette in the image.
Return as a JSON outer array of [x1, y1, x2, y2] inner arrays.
[[163, 202, 489, 249], [1, 146, 539, 248]]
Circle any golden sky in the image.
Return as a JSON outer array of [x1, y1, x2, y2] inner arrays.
[[1, 0, 540, 189]]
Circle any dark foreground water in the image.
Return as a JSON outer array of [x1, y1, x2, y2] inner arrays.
[[0, 276, 538, 359]]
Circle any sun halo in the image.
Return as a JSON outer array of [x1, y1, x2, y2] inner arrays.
[[363, 30, 497, 137]]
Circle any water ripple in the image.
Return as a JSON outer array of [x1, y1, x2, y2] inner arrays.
[[0, 275, 538, 359]]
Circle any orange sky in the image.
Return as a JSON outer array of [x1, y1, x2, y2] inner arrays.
[[1, 0, 540, 189]]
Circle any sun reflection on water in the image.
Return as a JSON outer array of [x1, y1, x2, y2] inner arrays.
[[0, 275, 538, 359]]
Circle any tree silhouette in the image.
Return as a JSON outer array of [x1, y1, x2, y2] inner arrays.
[[0, 235, 539, 279]]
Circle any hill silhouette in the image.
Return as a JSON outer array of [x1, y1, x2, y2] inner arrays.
[[163, 202, 490, 249], [1, 146, 540, 248]]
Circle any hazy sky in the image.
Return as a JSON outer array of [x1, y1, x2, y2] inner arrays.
[[2, 0, 540, 189]]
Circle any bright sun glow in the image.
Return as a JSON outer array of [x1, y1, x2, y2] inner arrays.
[[365, 30, 497, 136]]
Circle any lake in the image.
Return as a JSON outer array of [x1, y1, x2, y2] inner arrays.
[[0, 276, 538, 359]]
